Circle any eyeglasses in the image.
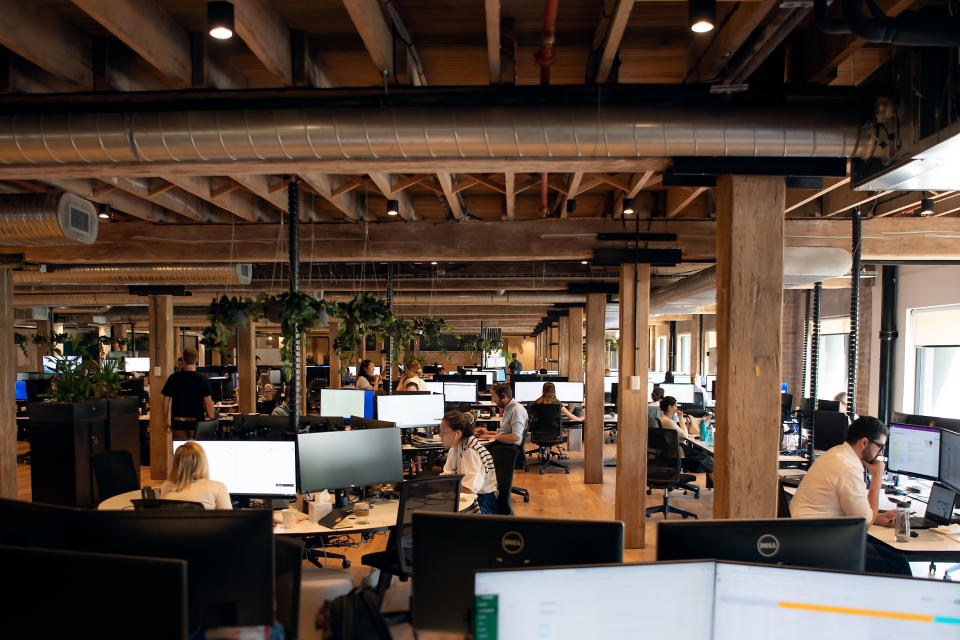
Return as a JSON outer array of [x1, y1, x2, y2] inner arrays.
[[869, 439, 886, 450]]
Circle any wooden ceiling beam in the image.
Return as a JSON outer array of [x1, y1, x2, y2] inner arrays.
[[8, 218, 960, 264], [0, 0, 92, 89], [45, 178, 170, 223], [691, 0, 779, 82], [666, 187, 709, 218], [232, 174, 321, 221], [343, 0, 395, 83], [368, 172, 416, 221], [165, 175, 276, 223], [484, 0, 500, 84], [504, 173, 516, 220], [560, 172, 584, 219], [593, 173, 631, 192], [784, 176, 850, 214], [626, 171, 659, 198], [300, 172, 367, 222], [588, 0, 634, 84], [390, 174, 429, 193], [821, 185, 892, 217], [233, 0, 293, 84], [101, 177, 233, 223], [450, 176, 478, 194], [70, 0, 190, 87], [467, 174, 506, 195], [435, 172, 465, 220]]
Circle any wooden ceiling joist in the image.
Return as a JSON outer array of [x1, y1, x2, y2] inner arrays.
[[104, 177, 231, 224], [233, 0, 294, 85], [165, 175, 274, 223], [588, 0, 634, 84], [666, 187, 709, 218], [368, 172, 415, 221], [45, 178, 170, 223], [504, 173, 516, 220], [0, 0, 92, 89], [435, 172, 465, 221], [484, 0, 500, 84], [300, 172, 367, 222], [691, 0, 779, 82], [560, 171, 584, 219], [343, 0, 398, 83]]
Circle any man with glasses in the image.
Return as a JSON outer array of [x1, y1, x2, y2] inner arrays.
[[792, 416, 910, 575]]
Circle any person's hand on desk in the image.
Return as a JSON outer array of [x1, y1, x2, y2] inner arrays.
[[473, 427, 493, 440], [874, 509, 897, 527]]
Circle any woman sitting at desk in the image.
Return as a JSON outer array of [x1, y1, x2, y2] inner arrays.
[[396, 358, 427, 392], [257, 372, 276, 403], [439, 411, 498, 514], [535, 382, 583, 422], [160, 441, 232, 510], [659, 396, 714, 486], [355, 359, 382, 391]]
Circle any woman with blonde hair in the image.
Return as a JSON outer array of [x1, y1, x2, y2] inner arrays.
[[535, 381, 583, 422], [160, 441, 232, 509], [396, 358, 427, 391]]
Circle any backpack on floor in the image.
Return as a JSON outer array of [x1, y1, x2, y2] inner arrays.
[[317, 587, 391, 640]]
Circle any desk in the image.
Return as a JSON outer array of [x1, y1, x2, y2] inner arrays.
[[275, 494, 477, 536], [684, 435, 806, 467], [868, 524, 960, 562]]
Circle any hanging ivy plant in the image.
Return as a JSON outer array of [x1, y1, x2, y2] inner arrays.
[[414, 317, 452, 355], [270, 292, 338, 375], [13, 332, 28, 358], [459, 334, 504, 357], [200, 295, 264, 354], [332, 293, 393, 365]]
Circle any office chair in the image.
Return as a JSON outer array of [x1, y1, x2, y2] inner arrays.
[[489, 444, 521, 515], [525, 404, 569, 474], [274, 535, 304, 639], [91, 450, 139, 501], [130, 498, 205, 510], [777, 478, 792, 518], [645, 428, 698, 520], [194, 418, 220, 440], [361, 474, 463, 600], [648, 415, 660, 431]]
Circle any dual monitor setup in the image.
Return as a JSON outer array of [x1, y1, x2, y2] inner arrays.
[[885, 423, 960, 519]]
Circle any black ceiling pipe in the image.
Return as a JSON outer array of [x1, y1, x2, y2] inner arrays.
[[841, 0, 960, 46]]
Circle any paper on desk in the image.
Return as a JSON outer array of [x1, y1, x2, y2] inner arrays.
[[932, 524, 960, 541]]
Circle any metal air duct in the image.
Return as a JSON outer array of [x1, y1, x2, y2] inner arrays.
[[0, 105, 875, 167], [0, 191, 97, 245], [13, 264, 252, 286]]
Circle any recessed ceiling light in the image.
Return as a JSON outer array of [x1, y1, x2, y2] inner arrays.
[[689, 0, 716, 33]]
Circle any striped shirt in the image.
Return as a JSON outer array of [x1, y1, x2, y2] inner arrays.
[[443, 435, 498, 495]]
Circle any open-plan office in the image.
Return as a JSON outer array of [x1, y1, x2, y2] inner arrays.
[[2, 1, 960, 638]]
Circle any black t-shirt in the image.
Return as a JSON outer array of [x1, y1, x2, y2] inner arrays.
[[161, 371, 212, 421], [508, 359, 522, 374]]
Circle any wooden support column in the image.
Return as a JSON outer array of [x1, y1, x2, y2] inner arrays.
[[584, 293, 605, 484], [0, 270, 15, 498], [328, 321, 341, 389], [558, 315, 570, 377], [616, 263, 649, 548], [148, 295, 175, 480], [210, 349, 221, 366], [714, 175, 784, 519], [237, 322, 256, 414], [567, 307, 584, 382]]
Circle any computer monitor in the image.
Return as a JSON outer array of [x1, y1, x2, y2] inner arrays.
[[940, 428, 960, 491], [267, 369, 282, 385], [816, 399, 841, 412], [348, 416, 396, 430], [443, 381, 478, 403], [42, 355, 81, 373], [553, 381, 584, 403], [673, 374, 692, 383], [296, 428, 404, 493], [1, 545, 189, 640], [781, 393, 794, 418], [437, 374, 488, 392], [482, 369, 506, 383], [124, 357, 150, 373], [603, 376, 618, 393], [412, 512, 624, 634], [887, 423, 941, 480], [781, 381, 788, 393], [14, 380, 26, 401], [656, 517, 866, 571], [305, 364, 330, 383], [424, 381, 444, 394], [611, 382, 618, 407], [513, 381, 545, 403], [375, 393, 445, 427], [173, 440, 296, 498], [649, 371, 666, 383], [812, 410, 848, 450], [485, 355, 506, 368], [347, 366, 357, 376], [659, 383, 695, 404], [474, 560, 960, 640], [319, 388, 374, 419], [473, 561, 714, 640], [206, 376, 231, 403]]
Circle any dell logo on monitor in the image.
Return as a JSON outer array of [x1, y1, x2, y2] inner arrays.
[[501, 531, 525, 555], [756, 534, 780, 558]]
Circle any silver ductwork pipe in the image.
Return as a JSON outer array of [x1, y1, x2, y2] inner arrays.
[[14, 264, 252, 286], [0, 192, 97, 245], [0, 106, 875, 165]]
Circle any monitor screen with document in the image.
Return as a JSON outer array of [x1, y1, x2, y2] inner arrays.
[[376, 393, 445, 427], [174, 440, 296, 497], [319, 388, 374, 419], [659, 383, 695, 404], [940, 428, 960, 491], [443, 381, 478, 403], [887, 423, 941, 480], [123, 357, 150, 373]]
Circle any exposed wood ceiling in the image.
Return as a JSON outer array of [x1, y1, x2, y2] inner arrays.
[[0, 0, 950, 335]]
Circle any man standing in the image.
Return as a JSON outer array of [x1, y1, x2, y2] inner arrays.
[[507, 353, 523, 376], [162, 347, 215, 441], [791, 416, 910, 575], [475, 382, 527, 445]]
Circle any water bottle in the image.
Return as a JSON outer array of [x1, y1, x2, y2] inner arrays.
[[894, 506, 911, 543], [706, 426, 714, 446], [699, 418, 708, 440]]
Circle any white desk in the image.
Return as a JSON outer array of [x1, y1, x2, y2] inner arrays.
[[275, 494, 477, 535]]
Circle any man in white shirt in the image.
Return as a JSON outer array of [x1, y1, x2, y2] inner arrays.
[[791, 416, 910, 575], [475, 382, 527, 445]]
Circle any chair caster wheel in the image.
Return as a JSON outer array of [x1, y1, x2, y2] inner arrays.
[[564, 469, 570, 474], [523, 496, 530, 502], [342, 560, 351, 568]]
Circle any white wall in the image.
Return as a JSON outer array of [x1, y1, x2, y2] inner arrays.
[[892, 265, 960, 414]]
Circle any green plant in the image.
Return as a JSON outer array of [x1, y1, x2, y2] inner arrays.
[[332, 293, 393, 364], [458, 334, 503, 357], [90, 359, 124, 399], [201, 295, 263, 354], [43, 336, 96, 402], [13, 332, 28, 358], [606, 338, 619, 351]]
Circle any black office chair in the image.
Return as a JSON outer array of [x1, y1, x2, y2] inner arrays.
[[645, 428, 698, 520], [130, 498, 205, 510], [92, 450, 139, 501], [489, 444, 521, 515], [361, 474, 463, 601], [195, 418, 220, 440], [525, 404, 569, 474], [274, 536, 304, 639], [777, 478, 792, 518], [648, 415, 660, 431]]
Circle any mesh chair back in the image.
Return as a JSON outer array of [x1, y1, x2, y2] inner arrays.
[[647, 428, 682, 489], [195, 419, 219, 440], [489, 445, 520, 515], [396, 474, 463, 573], [130, 498, 205, 510], [527, 403, 563, 446], [92, 450, 139, 500]]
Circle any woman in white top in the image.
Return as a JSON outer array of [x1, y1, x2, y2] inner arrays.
[[396, 358, 427, 391], [160, 441, 232, 509], [439, 410, 498, 514], [355, 359, 381, 391]]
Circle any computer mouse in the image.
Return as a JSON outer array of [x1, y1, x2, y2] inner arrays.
[[910, 530, 919, 537]]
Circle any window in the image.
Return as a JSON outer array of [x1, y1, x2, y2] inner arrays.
[[656, 336, 668, 372], [816, 333, 849, 401], [678, 334, 691, 374], [703, 330, 717, 375], [915, 347, 960, 418]]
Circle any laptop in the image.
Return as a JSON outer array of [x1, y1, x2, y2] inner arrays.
[[910, 482, 956, 529]]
